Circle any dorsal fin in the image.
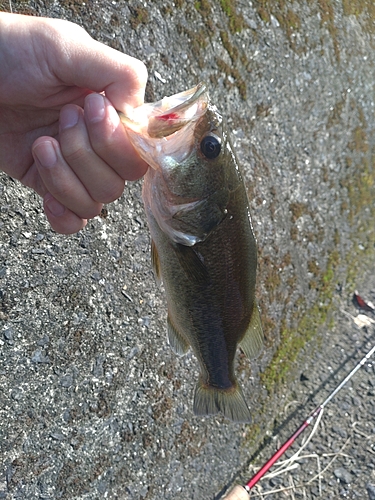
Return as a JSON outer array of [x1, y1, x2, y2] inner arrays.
[[151, 239, 162, 285]]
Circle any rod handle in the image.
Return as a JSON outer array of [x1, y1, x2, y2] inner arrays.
[[223, 485, 250, 500]]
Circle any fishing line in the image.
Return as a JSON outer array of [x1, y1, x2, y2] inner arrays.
[[224, 340, 375, 499]]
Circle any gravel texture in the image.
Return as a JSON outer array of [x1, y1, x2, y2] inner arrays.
[[1, 0, 375, 499], [225, 284, 375, 499]]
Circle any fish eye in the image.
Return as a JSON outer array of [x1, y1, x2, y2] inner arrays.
[[200, 134, 221, 159]]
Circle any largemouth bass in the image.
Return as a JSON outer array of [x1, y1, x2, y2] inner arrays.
[[120, 83, 263, 423]]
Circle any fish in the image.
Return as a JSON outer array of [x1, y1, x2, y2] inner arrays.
[[120, 83, 263, 423]]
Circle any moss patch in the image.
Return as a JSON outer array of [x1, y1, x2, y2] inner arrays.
[[289, 202, 308, 222], [260, 102, 375, 395], [216, 58, 247, 99], [253, 0, 301, 49], [194, 0, 211, 15], [260, 248, 339, 393], [192, 0, 249, 97], [129, 6, 149, 29], [317, 0, 340, 61], [220, 30, 239, 63], [342, 0, 375, 35], [177, 23, 209, 68], [218, 0, 246, 33], [254, 0, 342, 58]]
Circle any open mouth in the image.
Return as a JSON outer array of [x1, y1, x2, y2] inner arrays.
[[120, 82, 208, 139]]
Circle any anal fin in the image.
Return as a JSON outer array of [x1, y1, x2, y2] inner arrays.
[[193, 379, 251, 423], [240, 301, 264, 360], [167, 315, 190, 356]]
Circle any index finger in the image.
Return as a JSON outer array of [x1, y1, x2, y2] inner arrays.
[[44, 19, 148, 110], [70, 40, 148, 112]]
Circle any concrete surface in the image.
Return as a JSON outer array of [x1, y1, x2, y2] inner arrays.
[[1, 0, 375, 498]]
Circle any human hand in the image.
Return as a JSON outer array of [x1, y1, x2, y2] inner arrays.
[[0, 13, 148, 233]]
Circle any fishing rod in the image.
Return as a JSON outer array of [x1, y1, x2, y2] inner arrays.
[[224, 340, 375, 500]]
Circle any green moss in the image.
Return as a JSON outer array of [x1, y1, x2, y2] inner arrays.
[[340, 109, 375, 226], [308, 260, 320, 277], [253, 1, 301, 49], [289, 202, 307, 222], [129, 6, 149, 29], [322, 250, 339, 288], [261, 103, 375, 395], [342, 0, 375, 34], [178, 25, 208, 68], [262, 256, 281, 301], [317, 0, 340, 61], [290, 226, 298, 240], [110, 14, 121, 27], [258, 6, 270, 23], [236, 80, 247, 101], [161, 4, 174, 15], [261, 330, 298, 393], [220, 30, 239, 63], [255, 103, 271, 119], [194, 0, 211, 15], [256, 250, 297, 347], [53, 0, 88, 16], [283, 253, 292, 267], [192, 0, 249, 96], [349, 126, 369, 153], [333, 229, 340, 246], [261, 294, 333, 393], [240, 3, 375, 458], [275, 8, 301, 47], [244, 423, 261, 446], [254, 0, 341, 57], [261, 250, 339, 392], [219, 0, 245, 33], [216, 58, 247, 99], [260, 245, 341, 394], [343, 0, 363, 16], [192, 0, 216, 33]]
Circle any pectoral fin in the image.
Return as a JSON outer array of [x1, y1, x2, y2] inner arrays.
[[170, 188, 230, 244], [151, 239, 162, 284], [174, 244, 210, 284], [167, 315, 190, 356], [172, 198, 225, 241], [240, 302, 264, 360]]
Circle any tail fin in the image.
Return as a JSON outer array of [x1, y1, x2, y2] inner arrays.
[[193, 379, 251, 423]]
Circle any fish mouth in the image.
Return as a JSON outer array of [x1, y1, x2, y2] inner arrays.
[[121, 82, 208, 138], [147, 82, 208, 138], [119, 83, 209, 170]]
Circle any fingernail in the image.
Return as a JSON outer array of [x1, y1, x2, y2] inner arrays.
[[33, 140, 57, 168], [60, 106, 79, 130], [45, 195, 65, 217], [85, 94, 106, 123]]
